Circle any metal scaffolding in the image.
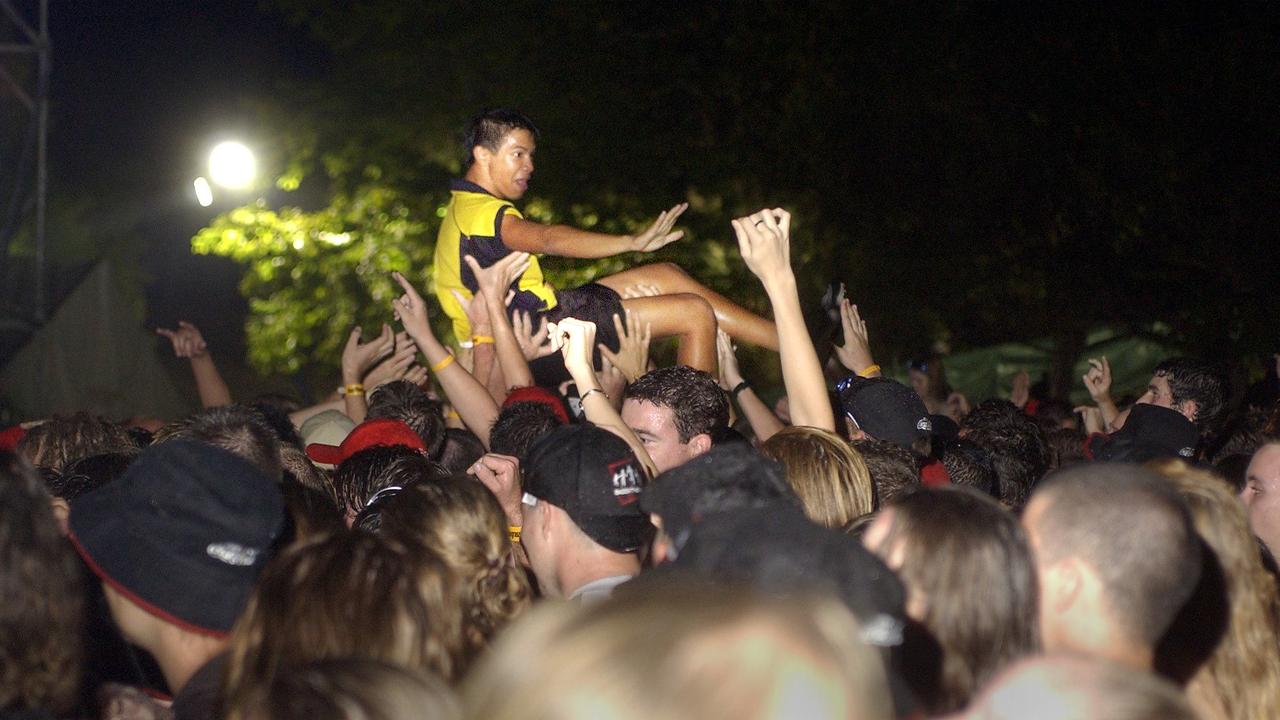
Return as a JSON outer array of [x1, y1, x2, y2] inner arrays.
[[0, 0, 49, 328]]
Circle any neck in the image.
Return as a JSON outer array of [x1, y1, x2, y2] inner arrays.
[[1051, 616, 1153, 671], [556, 548, 639, 600], [463, 167, 498, 198], [148, 624, 226, 694]]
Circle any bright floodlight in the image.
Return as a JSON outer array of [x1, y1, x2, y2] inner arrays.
[[193, 177, 213, 207], [208, 141, 256, 190]]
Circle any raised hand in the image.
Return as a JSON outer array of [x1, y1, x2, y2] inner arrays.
[[598, 310, 651, 384], [833, 299, 875, 374], [403, 364, 429, 387], [629, 203, 689, 253], [512, 310, 556, 361], [341, 323, 394, 383], [156, 321, 209, 359], [452, 289, 492, 337], [731, 208, 793, 286], [464, 252, 531, 304], [469, 453, 523, 526], [597, 354, 627, 408], [391, 271, 433, 340], [363, 331, 417, 389], [1011, 370, 1031, 409], [716, 328, 744, 389], [547, 317, 598, 381], [1081, 357, 1112, 403]]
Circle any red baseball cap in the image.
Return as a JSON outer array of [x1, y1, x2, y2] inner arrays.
[[305, 418, 426, 466]]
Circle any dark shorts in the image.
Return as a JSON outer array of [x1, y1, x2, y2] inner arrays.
[[523, 282, 625, 387]]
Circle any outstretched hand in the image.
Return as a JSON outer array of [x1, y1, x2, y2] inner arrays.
[[716, 329, 744, 389], [833, 299, 874, 374], [342, 323, 394, 382], [1011, 370, 1031, 409], [363, 332, 418, 389], [156, 321, 209, 359], [629, 203, 689, 253], [1082, 357, 1112, 403], [391, 271, 433, 340], [464, 252, 531, 304], [598, 310, 651, 384], [547, 317, 598, 381], [512, 310, 556, 361], [731, 208, 793, 286]]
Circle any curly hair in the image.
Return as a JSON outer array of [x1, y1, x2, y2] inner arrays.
[[377, 476, 532, 669], [1154, 357, 1229, 430], [624, 366, 729, 443], [222, 532, 464, 719], [1149, 459, 1280, 720], [17, 412, 134, 473], [0, 452, 83, 713], [761, 427, 875, 526]]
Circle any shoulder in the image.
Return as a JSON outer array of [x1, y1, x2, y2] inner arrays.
[[450, 180, 522, 236]]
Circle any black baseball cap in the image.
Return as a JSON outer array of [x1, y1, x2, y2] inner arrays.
[[67, 440, 285, 636], [523, 424, 651, 553], [1091, 403, 1199, 463], [837, 376, 932, 450]]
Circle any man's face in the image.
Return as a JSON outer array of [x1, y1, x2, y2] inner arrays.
[[479, 128, 535, 200], [622, 399, 704, 473], [1137, 373, 1196, 423], [1242, 444, 1280, 554]]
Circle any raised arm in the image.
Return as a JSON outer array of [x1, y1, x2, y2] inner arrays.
[[500, 203, 688, 259], [548, 317, 657, 477], [340, 323, 394, 424], [1082, 357, 1120, 429], [731, 209, 835, 432], [717, 328, 785, 441], [465, 252, 537, 391], [156, 321, 233, 408], [392, 271, 500, 448]]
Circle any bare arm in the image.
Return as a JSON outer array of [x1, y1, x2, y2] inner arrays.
[[393, 272, 500, 448], [465, 254, 536, 391], [717, 329, 785, 441], [500, 203, 688, 259], [732, 209, 835, 432], [156, 322, 232, 408]]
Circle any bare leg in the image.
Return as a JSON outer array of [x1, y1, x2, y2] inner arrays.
[[598, 262, 780, 351], [621, 293, 717, 374]]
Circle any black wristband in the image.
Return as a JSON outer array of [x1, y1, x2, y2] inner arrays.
[[730, 381, 750, 399]]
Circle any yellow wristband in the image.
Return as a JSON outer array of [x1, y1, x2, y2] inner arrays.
[[508, 526, 522, 543], [857, 364, 881, 378], [344, 383, 365, 397], [472, 335, 495, 345], [431, 354, 456, 373]]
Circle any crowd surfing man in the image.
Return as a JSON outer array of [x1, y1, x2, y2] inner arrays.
[[432, 108, 781, 377]]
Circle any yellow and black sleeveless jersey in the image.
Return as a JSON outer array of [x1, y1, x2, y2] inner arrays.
[[433, 179, 557, 341]]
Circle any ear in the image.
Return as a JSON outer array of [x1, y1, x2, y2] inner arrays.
[[1046, 559, 1083, 614], [50, 498, 70, 535], [688, 433, 713, 456], [472, 143, 492, 167], [845, 419, 867, 441], [1177, 400, 1199, 424]]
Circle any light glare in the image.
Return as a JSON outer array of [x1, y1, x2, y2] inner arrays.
[[208, 141, 256, 189], [193, 177, 213, 207]]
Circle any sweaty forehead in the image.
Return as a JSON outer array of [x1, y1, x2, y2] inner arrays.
[[622, 399, 679, 435], [500, 129, 536, 150]]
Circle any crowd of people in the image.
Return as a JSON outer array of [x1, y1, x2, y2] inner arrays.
[[3, 109, 1279, 720]]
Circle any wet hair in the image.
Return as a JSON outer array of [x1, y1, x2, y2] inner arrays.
[[378, 476, 532, 668], [331, 446, 446, 520], [278, 478, 345, 547], [279, 444, 334, 500], [0, 453, 83, 713], [367, 381, 446, 458], [436, 428, 486, 473], [871, 488, 1040, 713], [1153, 358, 1228, 430], [50, 450, 137, 500], [489, 402, 562, 462], [222, 532, 464, 719], [961, 401, 1048, 511], [244, 658, 460, 720], [853, 438, 920, 506], [154, 405, 283, 480], [464, 583, 892, 720], [1043, 427, 1086, 471], [937, 439, 997, 498], [249, 401, 304, 451], [761, 427, 875, 526], [1149, 460, 1280, 720], [625, 366, 730, 443], [17, 412, 134, 473], [462, 108, 540, 169], [1031, 464, 1202, 647]]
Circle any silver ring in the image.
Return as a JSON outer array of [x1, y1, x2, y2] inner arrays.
[[754, 220, 766, 229]]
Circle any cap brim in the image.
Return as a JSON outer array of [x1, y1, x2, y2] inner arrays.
[[305, 442, 345, 465]]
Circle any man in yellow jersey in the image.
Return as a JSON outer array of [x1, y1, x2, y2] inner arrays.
[[434, 109, 779, 380]]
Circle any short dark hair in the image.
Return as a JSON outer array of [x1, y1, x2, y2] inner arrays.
[[938, 439, 997, 498], [489, 402, 563, 462], [435, 428, 486, 474], [367, 381, 446, 458], [16, 412, 134, 473], [853, 438, 920, 506], [624, 366, 729, 443], [961, 401, 1048, 511], [462, 108, 539, 169], [50, 451, 137, 500], [332, 446, 446, 518], [1154, 357, 1228, 430], [155, 405, 283, 480], [1031, 464, 1202, 646]]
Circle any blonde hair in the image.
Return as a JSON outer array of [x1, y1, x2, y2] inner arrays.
[[244, 659, 460, 720], [762, 427, 875, 527], [222, 532, 464, 719], [464, 583, 892, 720], [1148, 459, 1280, 720], [377, 475, 532, 666]]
